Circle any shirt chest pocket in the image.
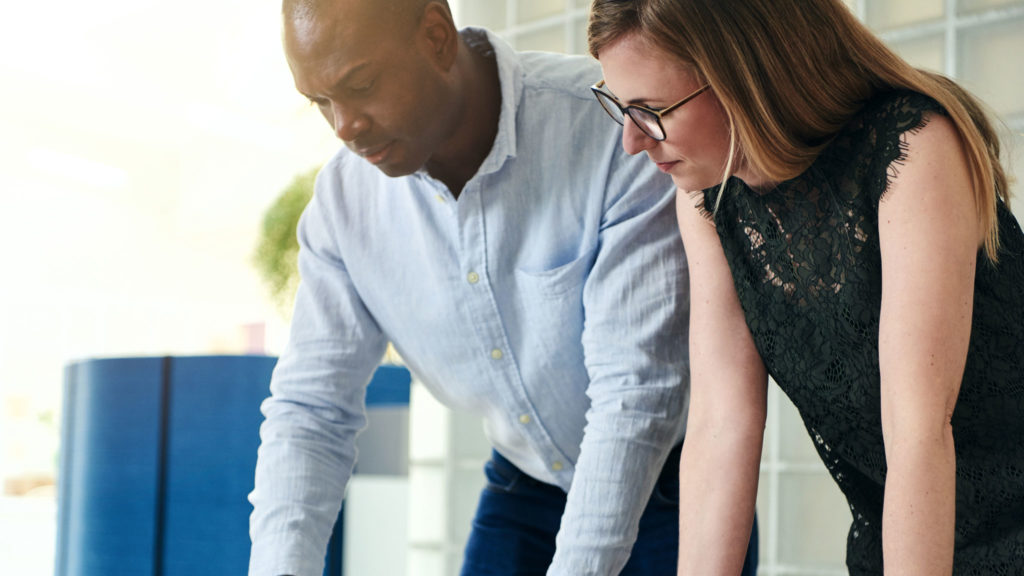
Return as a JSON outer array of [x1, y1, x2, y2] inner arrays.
[[513, 246, 596, 299], [510, 248, 594, 360]]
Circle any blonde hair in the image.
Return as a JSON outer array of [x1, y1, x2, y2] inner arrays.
[[588, 0, 1010, 261]]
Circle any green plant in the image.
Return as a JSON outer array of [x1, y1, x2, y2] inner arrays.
[[252, 165, 405, 365], [253, 166, 318, 315]]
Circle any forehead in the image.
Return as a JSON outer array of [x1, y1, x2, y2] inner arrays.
[[284, 1, 408, 88], [598, 33, 693, 97]]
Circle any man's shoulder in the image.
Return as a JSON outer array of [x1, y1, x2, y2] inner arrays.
[[314, 148, 412, 204], [318, 147, 386, 188], [516, 50, 601, 100], [320, 145, 353, 174]]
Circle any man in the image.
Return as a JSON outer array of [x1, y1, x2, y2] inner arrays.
[[250, 1, 743, 575]]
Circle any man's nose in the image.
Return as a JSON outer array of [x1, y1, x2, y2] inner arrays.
[[621, 116, 657, 156], [329, 101, 369, 142]]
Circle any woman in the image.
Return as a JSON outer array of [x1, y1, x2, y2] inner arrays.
[[586, 0, 1024, 574]]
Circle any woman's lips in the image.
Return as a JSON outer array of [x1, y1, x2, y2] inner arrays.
[[655, 160, 678, 173]]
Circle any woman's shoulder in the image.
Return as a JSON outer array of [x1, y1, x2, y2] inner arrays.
[[845, 90, 945, 141], [818, 91, 946, 203]]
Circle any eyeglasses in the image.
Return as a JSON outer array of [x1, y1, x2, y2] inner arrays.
[[591, 79, 710, 141]]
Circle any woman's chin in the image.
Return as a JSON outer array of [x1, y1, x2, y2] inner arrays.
[[670, 174, 717, 193]]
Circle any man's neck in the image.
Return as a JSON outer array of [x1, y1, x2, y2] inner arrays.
[[425, 31, 501, 198]]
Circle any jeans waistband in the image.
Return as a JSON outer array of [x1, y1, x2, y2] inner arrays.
[[491, 442, 683, 486]]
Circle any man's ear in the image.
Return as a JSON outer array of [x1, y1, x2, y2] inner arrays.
[[419, 2, 458, 71]]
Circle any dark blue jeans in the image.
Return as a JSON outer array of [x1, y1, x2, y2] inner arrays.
[[460, 444, 758, 575]]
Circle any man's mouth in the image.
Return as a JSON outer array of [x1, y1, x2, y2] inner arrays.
[[355, 141, 394, 165]]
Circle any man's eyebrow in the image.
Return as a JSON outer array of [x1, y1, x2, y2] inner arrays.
[[297, 61, 373, 101], [331, 62, 373, 91]]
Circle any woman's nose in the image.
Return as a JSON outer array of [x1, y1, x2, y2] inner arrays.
[[621, 116, 657, 156]]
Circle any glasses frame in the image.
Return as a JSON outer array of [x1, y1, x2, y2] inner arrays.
[[591, 79, 711, 142]]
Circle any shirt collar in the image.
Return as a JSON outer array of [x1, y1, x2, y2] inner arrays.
[[410, 27, 521, 185], [463, 27, 521, 177]]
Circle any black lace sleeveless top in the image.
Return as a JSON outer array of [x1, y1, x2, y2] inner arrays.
[[702, 91, 1024, 575]]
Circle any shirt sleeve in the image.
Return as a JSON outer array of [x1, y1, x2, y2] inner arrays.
[[548, 143, 690, 575], [248, 170, 389, 576]]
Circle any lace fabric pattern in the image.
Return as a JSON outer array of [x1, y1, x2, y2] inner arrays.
[[702, 91, 1024, 574]]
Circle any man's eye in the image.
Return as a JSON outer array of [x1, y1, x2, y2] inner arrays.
[[349, 79, 375, 94]]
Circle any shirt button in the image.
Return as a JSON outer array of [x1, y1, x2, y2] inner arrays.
[[551, 461, 564, 471], [519, 414, 531, 424], [467, 271, 479, 284], [490, 348, 503, 360], [435, 194, 445, 203]]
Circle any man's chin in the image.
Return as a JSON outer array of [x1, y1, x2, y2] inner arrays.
[[374, 161, 421, 179], [377, 148, 429, 178]]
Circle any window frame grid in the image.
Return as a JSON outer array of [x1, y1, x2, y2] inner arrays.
[[874, 0, 1024, 130]]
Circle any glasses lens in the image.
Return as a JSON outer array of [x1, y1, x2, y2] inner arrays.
[[626, 108, 665, 141], [594, 91, 625, 126]]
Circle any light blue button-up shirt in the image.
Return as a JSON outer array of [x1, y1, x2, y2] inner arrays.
[[249, 28, 689, 576]]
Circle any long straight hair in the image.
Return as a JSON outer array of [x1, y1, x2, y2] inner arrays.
[[588, 0, 1010, 261]]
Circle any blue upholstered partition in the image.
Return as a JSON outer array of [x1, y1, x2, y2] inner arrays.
[[56, 356, 411, 576]]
